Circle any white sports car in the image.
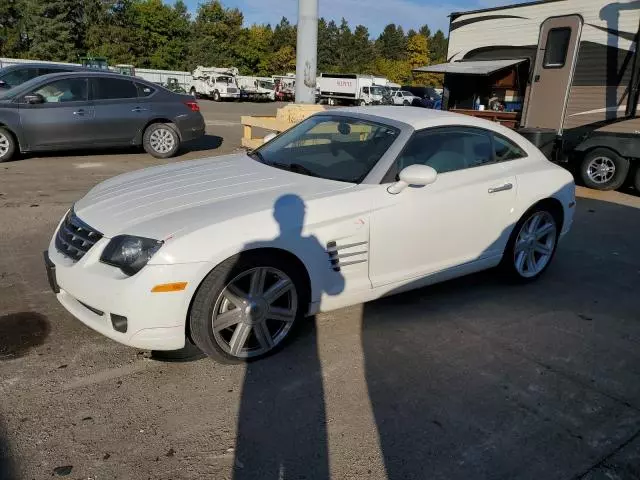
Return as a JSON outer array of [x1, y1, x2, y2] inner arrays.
[[45, 107, 575, 363]]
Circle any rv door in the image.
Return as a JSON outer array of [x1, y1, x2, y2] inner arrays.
[[523, 15, 583, 133]]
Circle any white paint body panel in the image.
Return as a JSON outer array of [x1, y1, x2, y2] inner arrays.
[[48, 107, 575, 350]]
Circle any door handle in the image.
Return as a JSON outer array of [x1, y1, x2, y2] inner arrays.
[[73, 109, 86, 116], [131, 107, 148, 112], [488, 183, 513, 194]]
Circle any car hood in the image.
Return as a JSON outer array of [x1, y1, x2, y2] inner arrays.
[[74, 153, 354, 239]]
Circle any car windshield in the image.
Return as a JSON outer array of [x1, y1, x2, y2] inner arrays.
[[249, 115, 400, 183], [370, 86, 385, 95]]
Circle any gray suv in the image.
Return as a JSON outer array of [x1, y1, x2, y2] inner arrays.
[[0, 71, 205, 161]]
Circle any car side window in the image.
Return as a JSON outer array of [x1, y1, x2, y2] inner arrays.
[[392, 127, 494, 177], [136, 82, 155, 97], [1, 67, 39, 88], [493, 134, 528, 161], [91, 77, 138, 100], [31, 78, 88, 103], [38, 67, 69, 76]]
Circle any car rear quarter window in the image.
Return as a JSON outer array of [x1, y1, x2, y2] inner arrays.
[[91, 77, 138, 100], [135, 83, 155, 97], [493, 134, 527, 161]]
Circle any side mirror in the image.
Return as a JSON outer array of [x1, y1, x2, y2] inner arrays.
[[0, 80, 7, 89], [24, 93, 44, 104], [263, 132, 277, 144], [387, 164, 438, 194]]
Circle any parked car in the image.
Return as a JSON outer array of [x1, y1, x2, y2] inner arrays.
[[0, 62, 87, 90], [45, 107, 575, 363], [393, 90, 420, 106], [0, 71, 205, 162]]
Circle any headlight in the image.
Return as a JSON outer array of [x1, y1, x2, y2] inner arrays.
[[100, 235, 163, 276]]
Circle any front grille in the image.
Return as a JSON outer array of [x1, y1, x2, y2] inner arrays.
[[227, 88, 238, 93], [55, 211, 103, 262]]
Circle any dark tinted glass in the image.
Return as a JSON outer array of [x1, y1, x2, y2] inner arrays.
[[395, 127, 494, 174], [494, 134, 527, 161], [544, 28, 571, 68], [92, 77, 137, 100], [136, 82, 155, 97], [32, 78, 88, 103], [0, 67, 39, 88], [38, 67, 71, 76]]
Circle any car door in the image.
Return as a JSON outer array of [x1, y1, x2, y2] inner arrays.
[[394, 91, 403, 105], [90, 76, 148, 144], [368, 126, 518, 287], [18, 76, 95, 149]]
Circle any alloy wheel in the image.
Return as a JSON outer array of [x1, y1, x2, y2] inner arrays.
[[586, 156, 616, 184], [149, 128, 175, 154], [0, 133, 9, 158], [513, 211, 557, 278], [211, 267, 298, 359]]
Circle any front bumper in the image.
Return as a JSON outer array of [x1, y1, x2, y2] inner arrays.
[[46, 238, 210, 351]]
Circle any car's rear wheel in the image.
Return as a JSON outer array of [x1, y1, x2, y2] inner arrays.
[[143, 123, 180, 159], [501, 207, 559, 282], [0, 127, 16, 162], [189, 253, 307, 363], [580, 148, 629, 191]]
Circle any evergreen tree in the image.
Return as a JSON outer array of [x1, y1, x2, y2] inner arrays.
[[375, 24, 406, 61]]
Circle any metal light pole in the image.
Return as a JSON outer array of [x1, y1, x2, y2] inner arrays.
[[295, 0, 318, 104]]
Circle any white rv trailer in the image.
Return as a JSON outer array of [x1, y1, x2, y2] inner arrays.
[[417, 0, 640, 191], [189, 66, 240, 101]]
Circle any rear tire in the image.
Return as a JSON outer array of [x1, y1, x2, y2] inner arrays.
[[190, 87, 198, 99], [580, 148, 629, 191], [500, 206, 560, 282], [143, 123, 180, 159], [0, 127, 16, 163], [189, 252, 308, 364]]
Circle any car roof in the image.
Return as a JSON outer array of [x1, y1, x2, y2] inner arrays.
[[329, 106, 518, 136], [1, 63, 86, 71]]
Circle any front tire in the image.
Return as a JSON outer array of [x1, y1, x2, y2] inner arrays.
[[143, 123, 180, 159], [580, 148, 629, 191], [189, 253, 307, 363], [359, 99, 367, 106], [501, 207, 559, 282], [212, 90, 221, 102], [0, 127, 16, 162], [403, 100, 410, 106]]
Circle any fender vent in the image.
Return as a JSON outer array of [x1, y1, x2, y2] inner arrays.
[[326, 240, 368, 272]]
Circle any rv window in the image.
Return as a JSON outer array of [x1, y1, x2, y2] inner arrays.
[[543, 28, 571, 68]]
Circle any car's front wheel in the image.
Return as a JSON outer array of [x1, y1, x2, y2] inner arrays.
[[0, 127, 16, 162], [502, 207, 559, 281], [143, 123, 180, 158], [189, 253, 307, 363]]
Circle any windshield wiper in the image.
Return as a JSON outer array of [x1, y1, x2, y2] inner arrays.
[[247, 150, 266, 164], [271, 161, 319, 178]]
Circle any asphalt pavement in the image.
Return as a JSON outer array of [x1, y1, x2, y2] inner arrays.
[[1, 100, 640, 480]]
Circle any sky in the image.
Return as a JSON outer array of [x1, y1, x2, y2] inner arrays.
[[176, 0, 529, 36]]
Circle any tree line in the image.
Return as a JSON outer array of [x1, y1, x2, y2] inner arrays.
[[0, 0, 447, 85]]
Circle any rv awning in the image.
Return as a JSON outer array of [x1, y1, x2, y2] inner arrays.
[[414, 59, 527, 75]]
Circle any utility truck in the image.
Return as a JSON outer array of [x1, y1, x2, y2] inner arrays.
[[189, 66, 240, 101], [318, 74, 389, 106], [236, 76, 276, 101]]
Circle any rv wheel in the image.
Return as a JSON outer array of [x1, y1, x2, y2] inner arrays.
[[580, 148, 630, 191]]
